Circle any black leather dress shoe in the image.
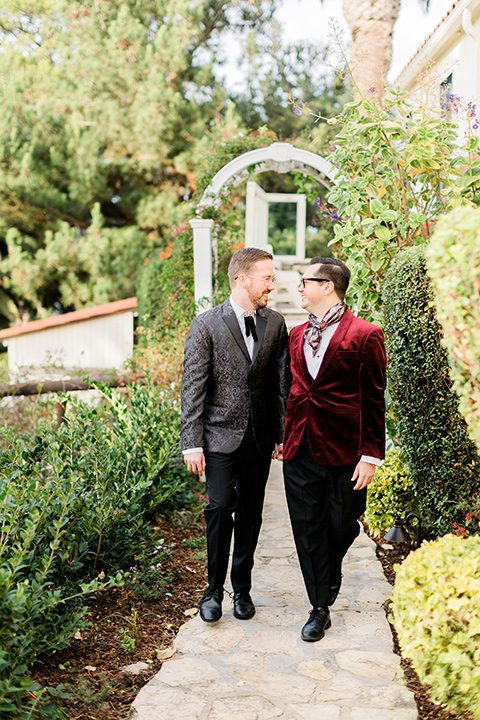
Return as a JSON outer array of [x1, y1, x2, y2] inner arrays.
[[199, 588, 223, 622], [301, 607, 332, 642], [233, 591, 255, 620]]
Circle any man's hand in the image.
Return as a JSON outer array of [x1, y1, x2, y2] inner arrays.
[[272, 443, 283, 461], [184, 451, 206, 476], [351, 460, 376, 490]]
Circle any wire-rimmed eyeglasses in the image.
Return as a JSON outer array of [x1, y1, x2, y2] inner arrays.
[[243, 274, 276, 286], [300, 277, 330, 288]]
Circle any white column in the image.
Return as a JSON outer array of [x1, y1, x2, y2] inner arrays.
[[245, 181, 269, 249], [189, 218, 214, 313], [296, 194, 306, 260]]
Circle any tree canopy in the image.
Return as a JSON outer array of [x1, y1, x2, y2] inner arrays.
[[0, 0, 345, 327]]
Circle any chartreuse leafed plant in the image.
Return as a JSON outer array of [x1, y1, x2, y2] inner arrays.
[[425, 205, 480, 449], [382, 246, 480, 536], [0, 382, 189, 718], [364, 447, 419, 538], [392, 534, 480, 719], [299, 85, 480, 319]]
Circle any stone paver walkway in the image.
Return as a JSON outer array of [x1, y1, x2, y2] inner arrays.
[[131, 463, 418, 720]]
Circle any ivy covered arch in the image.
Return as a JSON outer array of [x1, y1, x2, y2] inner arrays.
[[190, 142, 336, 310]]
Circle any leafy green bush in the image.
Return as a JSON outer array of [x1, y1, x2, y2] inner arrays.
[[136, 226, 195, 336], [392, 534, 480, 719], [452, 491, 480, 538], [426, 205, 480, 448], [314, 86, 480, 319], [0, 382, 189, 718], [364, 448, 419, 538], [382, 246, 480, 536], [130, 539, 175, 601]]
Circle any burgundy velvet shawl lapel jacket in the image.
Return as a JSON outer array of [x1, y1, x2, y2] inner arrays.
[[283, 307, 387, 466]]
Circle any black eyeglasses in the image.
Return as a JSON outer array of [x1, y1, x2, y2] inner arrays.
[[300, 278, 330, 288]]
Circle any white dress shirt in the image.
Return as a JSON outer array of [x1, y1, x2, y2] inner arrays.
[[229, 296, 256, 360]]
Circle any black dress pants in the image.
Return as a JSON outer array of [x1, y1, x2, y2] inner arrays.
[[283, 438, 366, 608], [204, 427, 272, 594]]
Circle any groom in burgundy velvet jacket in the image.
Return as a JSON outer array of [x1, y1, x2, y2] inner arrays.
[[282, 257, 386, 642]]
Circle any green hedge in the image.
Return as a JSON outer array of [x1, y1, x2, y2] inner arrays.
[[382, 246, 480, 536], [136, 227, 195, 335], [392, 534, 480, 719], [0, 383, 190, 718], [364, 448, 419, 538], [426, 205, 480, 449]]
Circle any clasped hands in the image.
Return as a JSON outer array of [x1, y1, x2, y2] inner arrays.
[[184, 449, 376, 489], [269, 450, 377, 491]]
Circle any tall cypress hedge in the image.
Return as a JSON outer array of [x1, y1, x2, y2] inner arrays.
[[382, 246, 480, 536]]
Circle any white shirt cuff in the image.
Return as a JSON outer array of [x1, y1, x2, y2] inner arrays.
[[182, 447, 203, 455], [361, 455, 384, 466]]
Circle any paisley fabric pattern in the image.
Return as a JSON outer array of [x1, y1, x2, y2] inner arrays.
[[181, 299, 288, 455], [304, 302, 347, 356]]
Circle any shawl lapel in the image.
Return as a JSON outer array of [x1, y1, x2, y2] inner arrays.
[[251, 312, 267, 365], [293, 322, 312, 387], [222, 301, 251, 363]]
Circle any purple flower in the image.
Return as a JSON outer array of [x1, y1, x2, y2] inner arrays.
[[369, 87, 376, 93], [294, 107, 303, 116], [473, 123, 479, 130]]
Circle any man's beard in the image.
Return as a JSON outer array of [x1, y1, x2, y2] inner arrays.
[[250, 290, 270, 309]]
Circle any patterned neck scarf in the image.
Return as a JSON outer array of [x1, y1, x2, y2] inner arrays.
[[304, 302, 347, 356]]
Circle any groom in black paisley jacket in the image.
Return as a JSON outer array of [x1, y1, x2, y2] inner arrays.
[[181, 247, 288, 623]]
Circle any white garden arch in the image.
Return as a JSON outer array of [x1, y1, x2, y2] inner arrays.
[[189, 142, 336, 310]]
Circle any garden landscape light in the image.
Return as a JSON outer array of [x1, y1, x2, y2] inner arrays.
[[385, 513, 422, 548]]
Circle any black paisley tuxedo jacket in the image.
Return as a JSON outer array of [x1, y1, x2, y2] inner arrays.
[[180, 299, 288, 455]]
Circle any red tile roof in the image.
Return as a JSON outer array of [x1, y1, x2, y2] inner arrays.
[[396, 0, 462, 78], [0, 297, 138, 341]]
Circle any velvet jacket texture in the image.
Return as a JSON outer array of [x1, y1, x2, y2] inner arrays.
[[283, 307, 387, 465], [181, 299, 288, 456]]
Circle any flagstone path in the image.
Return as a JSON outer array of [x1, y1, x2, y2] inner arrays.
[[131, 463, 418, 720]]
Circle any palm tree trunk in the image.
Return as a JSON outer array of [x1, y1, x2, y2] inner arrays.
[[343, 0, 401, 98]]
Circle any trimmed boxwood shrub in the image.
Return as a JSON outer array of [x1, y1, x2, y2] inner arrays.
[[426, 205, 480, 449], [364, 447, 419, 538], [382, 246, 480, 536], [392, 534, 480, 719]]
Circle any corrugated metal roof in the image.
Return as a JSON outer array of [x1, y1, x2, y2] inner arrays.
[[0, 297, 138, 340]]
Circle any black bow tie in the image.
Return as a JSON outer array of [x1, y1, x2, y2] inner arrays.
[[244, 315, 258, 343]]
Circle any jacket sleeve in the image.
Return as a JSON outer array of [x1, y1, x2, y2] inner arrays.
[[358, 327, 387, 459], [275, 318, 290, 444], [180, 315, 212, 451]]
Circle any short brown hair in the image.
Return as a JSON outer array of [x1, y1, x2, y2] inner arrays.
[[309, 257, 351, 300], [228, 247, 273, 289]]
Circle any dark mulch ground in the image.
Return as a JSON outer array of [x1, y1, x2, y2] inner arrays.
[[32, 518, 464, 720], [31, 517, 209, 720]]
